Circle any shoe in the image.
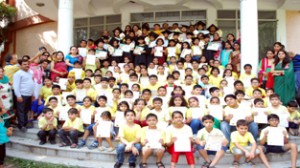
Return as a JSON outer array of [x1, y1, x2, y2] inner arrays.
[[77, 140, 86, 148], [20, 127, 27, 133], [49, 140, 56, 145], [129, 162, 136, 168], [88, 141, 98, 150], [114, 162, 122, 168], [70, 143, 77, 148], [39, 141, 46, 145], [106, 147, 115, 152], [59, 143, 71, 147], [98, 146, 105, 151]]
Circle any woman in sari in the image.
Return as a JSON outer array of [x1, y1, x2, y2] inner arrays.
[[258, 49, 275, 89], [50, 51, 68, 82], [271, 50, 295, 105], [0, 67, 14, 126]]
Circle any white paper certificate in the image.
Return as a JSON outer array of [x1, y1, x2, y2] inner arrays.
[[154, 46, 163, 57], [78, 47, 87, 57], [167, 47, 176, 57], [193, 46, 202, 55], [121, 45, 131, 52], [267, 127, 284, 146], [191, 108, 205, 119], [96, 121, 112, 138], [80, 109, 92, 124], [114, 111, 125, 127], [95, 51, 107, 59], [278, 113, 289, 128], [205, 134, 223, 151], [73, 68, 83, 79], [207, 42, 221, 51], [174, 136, 191, 152], [113, 49, 123, 57], [86, 54, 96, 65], [62, 92, 72, 105], [208, 105, 224, 121], [230, 113, 246, 126], [58, 78, 68, 90], [59, 106, 70, 121], [253, 108, 268, 124], [145, 129, 162, 149], [75, 89, 86, 102]]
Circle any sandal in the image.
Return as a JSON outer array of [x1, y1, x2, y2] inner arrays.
[[232, 161, 239, 167], [59, 143, 70, 147], [139, 163, 147, 168], [245, 160, 256, 166], [156, 162, 165, 168], [201, 160, 212, 168], [70, 144, 77, 148]]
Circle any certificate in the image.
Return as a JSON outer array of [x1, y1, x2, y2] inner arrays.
[[207, 42, 221, 51], [167, 47, 176, 57], [154, 47, 163, 57], [75, 89, 86, 102], [72, 68, 83, 79], [166, 87, 174, 95], [121, 45, 131, 52], [208, 105, 223, 120], [230, 113, 246, 126], [205, 134, 223, 151], [240, 100, 252, 108], [80, 109, 92, 124], [174, 136, 191, 152], [58, 78, 68, 90], [95, 51, 107, 59], [62, 92, 73, 105], [267, 127, 284, 146], [133, 47, 142, 55], [96, 121, 112, 138], [157, 122, 169, 129], [191, 108, 205, 119], [180, 49, 192, 58], [278, 112, 289, 128], [113, 49, 123, 57], [149, 41, 156, 48], [253, 108, 268, 124], [193, 46, 202, 55], [145, 129, 162, 149], [78, 47, 87, 57], [114, 111, 125, 127], [86, 54, 96, 65], [59, 106, 70, 121]]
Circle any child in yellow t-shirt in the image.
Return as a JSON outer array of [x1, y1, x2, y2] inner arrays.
[[58, 108, 84, 148], [114, 110, 142, 168], [287, 101, 300, 136], [230, 119, 270, 167], [32, 77, 53, 115], [37, 108, 57, 145]]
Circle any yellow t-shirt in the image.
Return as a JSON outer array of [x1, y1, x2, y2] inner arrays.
[[44, 94, 62, 106], [4, 64, 20, 85], [164, 124, 193, 143], [208, 75, 223, 88], [150, 109, 170, 123], [245, 87, 266, 97], [267, 105, 289, 115], [63, 117, 84, 132], [48, 105, 62, 118], [289, 110, 300, 120], [39, 86, 53, 100], [66, 81, 76, 92], [230, 131, 255, 152], [196, 128, 225, 141], [139, 126, 165, 144], [69, 69, 85, 79], [118, 123, 141, 142], [38, 117, 58, 131]]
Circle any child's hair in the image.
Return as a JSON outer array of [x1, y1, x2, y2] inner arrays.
[[129, 73, 138, 78], [142, 89, 152, 95], [235, 90, 245, 96], [149, 74, 158, 80], [210, 96, 220, 103], [117, 101, 130, 111], [266, 88, 274, 93], [224, 94, 236, 102], [83, 78, 92, 83], [134, 98, 147, 106], [68, 108, 78, 115], [210, 67, 220, 74], [97, 95, 107, 102], [244, 64, 252, 69], [202, 115, 214, 122], [223, 69, 232, 77], [193, 85, 202, 90], [124, 90, 133, 96], [146, 113, 158, 120], [49, 97, 58, 102], [52, 85, 61, 90], [209, 87, 219, 94], [112, 88, 121, 93], [201, 75, 209, 80], [250, 78, 259, 83], [42, 108, 53, 114], [172, 111, 183, 118], [101, 111, 112, 120], [169, 95, 187, 107], [108, 77, 116, 82], [254, 98, 264, 105], [124, 110, 136, 116], [101, 77, 109, 82], [188, 96, 199, 103], [152, 97, 163, 103], [234, 80, 243, 87], [253, 89, 262, 94], [66, 95, 76, 100], [157, 86, 166, 91], [83, 96, 93, 102], [75, 79, 83, 84], [268, 114, 279, 121], [287, 101, 298, 108], [236, 119, 248, 127], [269, 93, 280, 100], [167, 75, 175, 80]]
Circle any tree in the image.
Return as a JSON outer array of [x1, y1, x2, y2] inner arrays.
[[0, 1, 16, 45]]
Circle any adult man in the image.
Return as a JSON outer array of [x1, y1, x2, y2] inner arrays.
[[4, 53, 19, 85], [13, 59, 35, 132]]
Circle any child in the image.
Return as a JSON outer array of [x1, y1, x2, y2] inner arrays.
[[0, 107, 13, 168], [58, 108, 84, 148], [220, 41, 233, 67], [208, 67, 222, 88], [139, 113, 165, 168], [260, 114, 298, 168], [94, 111, 115, 151], [267, 94, 290, 128], [114, 110, 142, 168], [286, 101, 300, 136], [114, 101, 130, 135], [165, 111, 195, 168], [195, 115, 228, 168], [187, 97, 207, 134], [145, 75, 161, 97], [150, 97, 170, 129], [134, 36, 148, 66], [133, 99, 150, 127], [245, 78, 266, 98], [188, 85, 207, 108], [181, 75, 194, 96], [72, 79, 86, 104], [48, 97, 61, 118], [37, 108, 57, 145], [44, 85, 62, 108], [230, 119, 270, 167], [57, 95, 81, 124], [80, 96, 96, 126], [239, 64, 256, 89], [252, 98, 269, 130], [69, 61, 85, 80], [168, 95, 190, 123], [82, 78, 97, 101]]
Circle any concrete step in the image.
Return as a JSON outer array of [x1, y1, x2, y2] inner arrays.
[[6, 148, 300, 168], [7, 136, 300, 166]]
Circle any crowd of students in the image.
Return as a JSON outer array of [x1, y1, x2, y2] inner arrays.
[[0, 21, 300, 168]]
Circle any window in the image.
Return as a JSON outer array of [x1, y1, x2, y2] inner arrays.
[[73, 15, 121, 45], [130, 10, 206, 27], [217, 10, 277, 58]]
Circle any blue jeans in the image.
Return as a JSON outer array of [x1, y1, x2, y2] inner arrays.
[[190, 119, 204, 134], [116, 143, 142, 164], [31, 99, 44, 115], [295, 70, 300, 91], [220, 121, 258, 146]]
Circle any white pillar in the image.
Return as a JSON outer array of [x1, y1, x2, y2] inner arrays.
[[276, 9, 287, 47], [57, 0, 73, 56], [240, 0, 259, 74], [207, 8, 217, 26]]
